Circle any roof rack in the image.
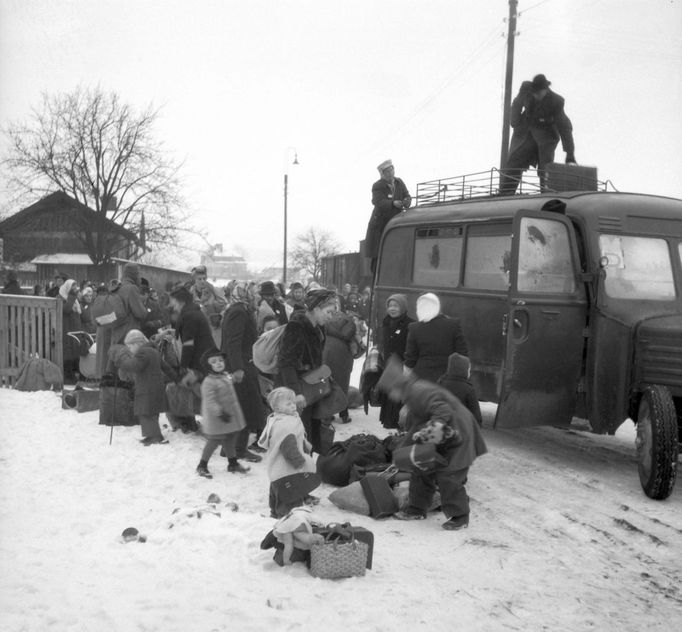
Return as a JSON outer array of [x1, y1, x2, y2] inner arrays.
[[415, 168, 617, 207]]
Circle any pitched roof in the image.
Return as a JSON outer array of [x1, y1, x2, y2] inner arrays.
[[0, 191, 138, 241]]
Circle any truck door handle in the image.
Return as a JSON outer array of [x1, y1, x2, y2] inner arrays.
[[513, 318, 522, 328]]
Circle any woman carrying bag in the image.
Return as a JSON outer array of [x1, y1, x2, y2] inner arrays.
[[276, 289, 337, 454]]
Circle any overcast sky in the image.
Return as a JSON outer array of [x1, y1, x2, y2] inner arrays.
[[1, 0, 680, 270]]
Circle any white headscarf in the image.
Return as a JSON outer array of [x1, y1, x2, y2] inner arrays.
[[416, 292, 440, 323], [59, 279, 82, 314]]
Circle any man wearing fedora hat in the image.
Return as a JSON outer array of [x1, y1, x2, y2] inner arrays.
[[364, 159, 412, 274], [500, 74, 576, 195]]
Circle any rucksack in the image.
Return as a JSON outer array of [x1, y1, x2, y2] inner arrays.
[[91, 289, 128, 329], [252, 324, 287, 374]]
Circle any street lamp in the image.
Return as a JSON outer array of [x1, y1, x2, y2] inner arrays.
[[282, 147, 299, 286]]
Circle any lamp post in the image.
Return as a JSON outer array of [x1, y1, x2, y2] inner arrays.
[[282, 147, 299, 286]]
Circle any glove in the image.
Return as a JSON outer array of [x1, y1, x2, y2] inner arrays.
[[565, 153, 576, 164]]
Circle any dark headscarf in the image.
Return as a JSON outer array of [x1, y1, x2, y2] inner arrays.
[[304, 289, 337, 311]]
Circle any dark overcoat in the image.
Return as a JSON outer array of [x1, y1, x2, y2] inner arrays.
[[176, 302, 216, 374], [437, 374, 483, 426], [221, 301, 267, 431], [404, 315, 468, 383], [402, 379, 487, 471], [378, 312, 414, 427], [322, 311, 356, 394], [112, 279, 148, 344], [61, 295, 83, 362], [364, 177, 412, 259], [276, 309, 325, 396], [114, 343, 167, 415]]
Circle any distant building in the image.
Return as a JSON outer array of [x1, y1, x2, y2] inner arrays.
[[200, 244, 248, 280]]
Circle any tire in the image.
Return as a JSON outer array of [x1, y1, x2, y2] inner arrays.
[[636, 385, 679, 500]]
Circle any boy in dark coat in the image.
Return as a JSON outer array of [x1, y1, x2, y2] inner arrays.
[[377, 355, 487, 530], [109, 329, 167, 445], [437, 353, 482, 427]]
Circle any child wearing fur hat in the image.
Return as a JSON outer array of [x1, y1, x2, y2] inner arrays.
[[258, 387, 319, 518], [108, 329, 167, 445], [437, 353, 483, 426], [196, 349, 249, 477]]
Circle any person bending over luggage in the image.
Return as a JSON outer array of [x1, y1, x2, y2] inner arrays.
[[258, 387, 319, 518], [107, 329, 167, 445], [377, 355, 487, 530], [272, 507, 324, 566], [195, 349, 250, 478], [437, 353, 483, 427]]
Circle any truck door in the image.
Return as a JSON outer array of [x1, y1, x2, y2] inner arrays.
[[494, 210, 587, 428]]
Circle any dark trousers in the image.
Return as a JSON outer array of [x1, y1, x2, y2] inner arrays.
[[408, 466, 470, 519], [139, 414, 163, 440], [201, 434, 238, 463], [500, 135, 557, 195], [301, 406, 321, 454], [269, 483, 305, 519]]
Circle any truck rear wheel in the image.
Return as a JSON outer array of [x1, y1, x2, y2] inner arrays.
[[636, 385, 678, 500]]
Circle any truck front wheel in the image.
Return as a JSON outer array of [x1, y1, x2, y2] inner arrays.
[[636, 385, 678, 500]]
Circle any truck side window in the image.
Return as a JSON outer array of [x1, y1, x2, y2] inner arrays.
[[413, 226, 463, 287], [377, 227, 414, 286], [517, 217, 576, 293], [463, 224, 512, 291]]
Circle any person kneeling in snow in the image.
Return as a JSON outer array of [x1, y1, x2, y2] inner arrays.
[[258, 387, 320, 518], [107, 329, 167, 445], [195, 349, 249, 478], [270, 507, 324, 566], [377, 355, 487, 530]]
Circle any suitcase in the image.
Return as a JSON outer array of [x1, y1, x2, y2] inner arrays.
[[62, 386, 100, 412], [315, 524, 375, 570], [360, 473, 398, 519], [545, 162, 599, 192]]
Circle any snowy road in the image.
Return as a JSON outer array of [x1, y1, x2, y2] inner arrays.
[[0, 389, 679, 631]]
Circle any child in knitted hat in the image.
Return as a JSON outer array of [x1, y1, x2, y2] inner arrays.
[[437, 353, 482, 426], [108, 329, 168, 445], [196, 349, 249, 478]]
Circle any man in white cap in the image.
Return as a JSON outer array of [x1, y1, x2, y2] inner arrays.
[[364, 159, 412, 274]]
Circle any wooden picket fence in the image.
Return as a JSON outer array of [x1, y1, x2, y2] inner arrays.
[[0, 295, 63, 387]]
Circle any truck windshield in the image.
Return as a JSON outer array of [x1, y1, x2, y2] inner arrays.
[[599, 234, 676, 300]]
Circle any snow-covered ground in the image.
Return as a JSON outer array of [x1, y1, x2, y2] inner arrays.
[[1, 367, 680, 632]]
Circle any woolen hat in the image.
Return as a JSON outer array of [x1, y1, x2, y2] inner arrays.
[[124, 329, 148, 345], [386, 293, 408, 316], [531, 74, 551, 90], [200, 348, 226, 374], [304, 288, 337, 310], [445, 352, 470, 379], [260, 281, 276, 296], [377, 159, 393, 173]]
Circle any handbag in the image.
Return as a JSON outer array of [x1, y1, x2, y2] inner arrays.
[[272, 472, 321, 504], [309, 528, 368, 579], [299, 364, 332, 406], [312, 380, 348, 419], [393, 443, 448, 473]]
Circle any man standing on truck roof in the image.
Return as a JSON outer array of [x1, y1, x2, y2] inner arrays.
[[364, 159, 412, 274], [500, 74, 576, 195]]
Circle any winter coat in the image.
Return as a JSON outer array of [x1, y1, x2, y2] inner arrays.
[[322, 311, 356, 394], [221, 301, 267, 432], [379, 312, 414, 362], [61, 293, 83, 363], [80, 304, 96, 334], [364, 176, 412, 259], [113, 343, 167, 416], [111, 277, 149, 345], [200, 372, 246, 437], [276, 310, 325, 396], [141, 296, 168, 338], [404, 315, 468, 383], [176, 302, 216, 374], [258, 412, 315, 482], [401, 379, 487, 471]]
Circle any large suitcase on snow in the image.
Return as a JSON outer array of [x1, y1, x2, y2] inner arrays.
[[545, 162, 598, 192], [360, 473, 398, 519]]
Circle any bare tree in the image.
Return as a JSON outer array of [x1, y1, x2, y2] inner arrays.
[[290, 227, 341, 282], [2, 86, 194, 263]]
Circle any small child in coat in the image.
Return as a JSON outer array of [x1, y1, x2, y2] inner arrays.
[[437, 352, 483, 426], [108, 329, 167, 445], [196, 349, 249, 478], [258, 387, 319, 518], [272, 507, 324, 566]]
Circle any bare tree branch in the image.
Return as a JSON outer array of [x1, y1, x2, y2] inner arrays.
[[290, 227, 341, 282]]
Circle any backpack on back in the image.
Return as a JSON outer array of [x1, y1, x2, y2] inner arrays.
[[252, 324, 287, 374], [91, 289, 128, 329]]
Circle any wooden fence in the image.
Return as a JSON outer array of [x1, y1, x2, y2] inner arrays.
[[0, 295, 62, 387]]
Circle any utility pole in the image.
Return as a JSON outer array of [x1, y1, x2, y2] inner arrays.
[[500, 0, 518, 171]]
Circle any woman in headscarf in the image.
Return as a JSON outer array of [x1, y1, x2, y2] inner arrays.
[[220, 281, 267, 462], [404, 292, 469, 384], [378, 293, 414, 428], [59, 279, 82, 382], [276, 289, 337, 454]]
